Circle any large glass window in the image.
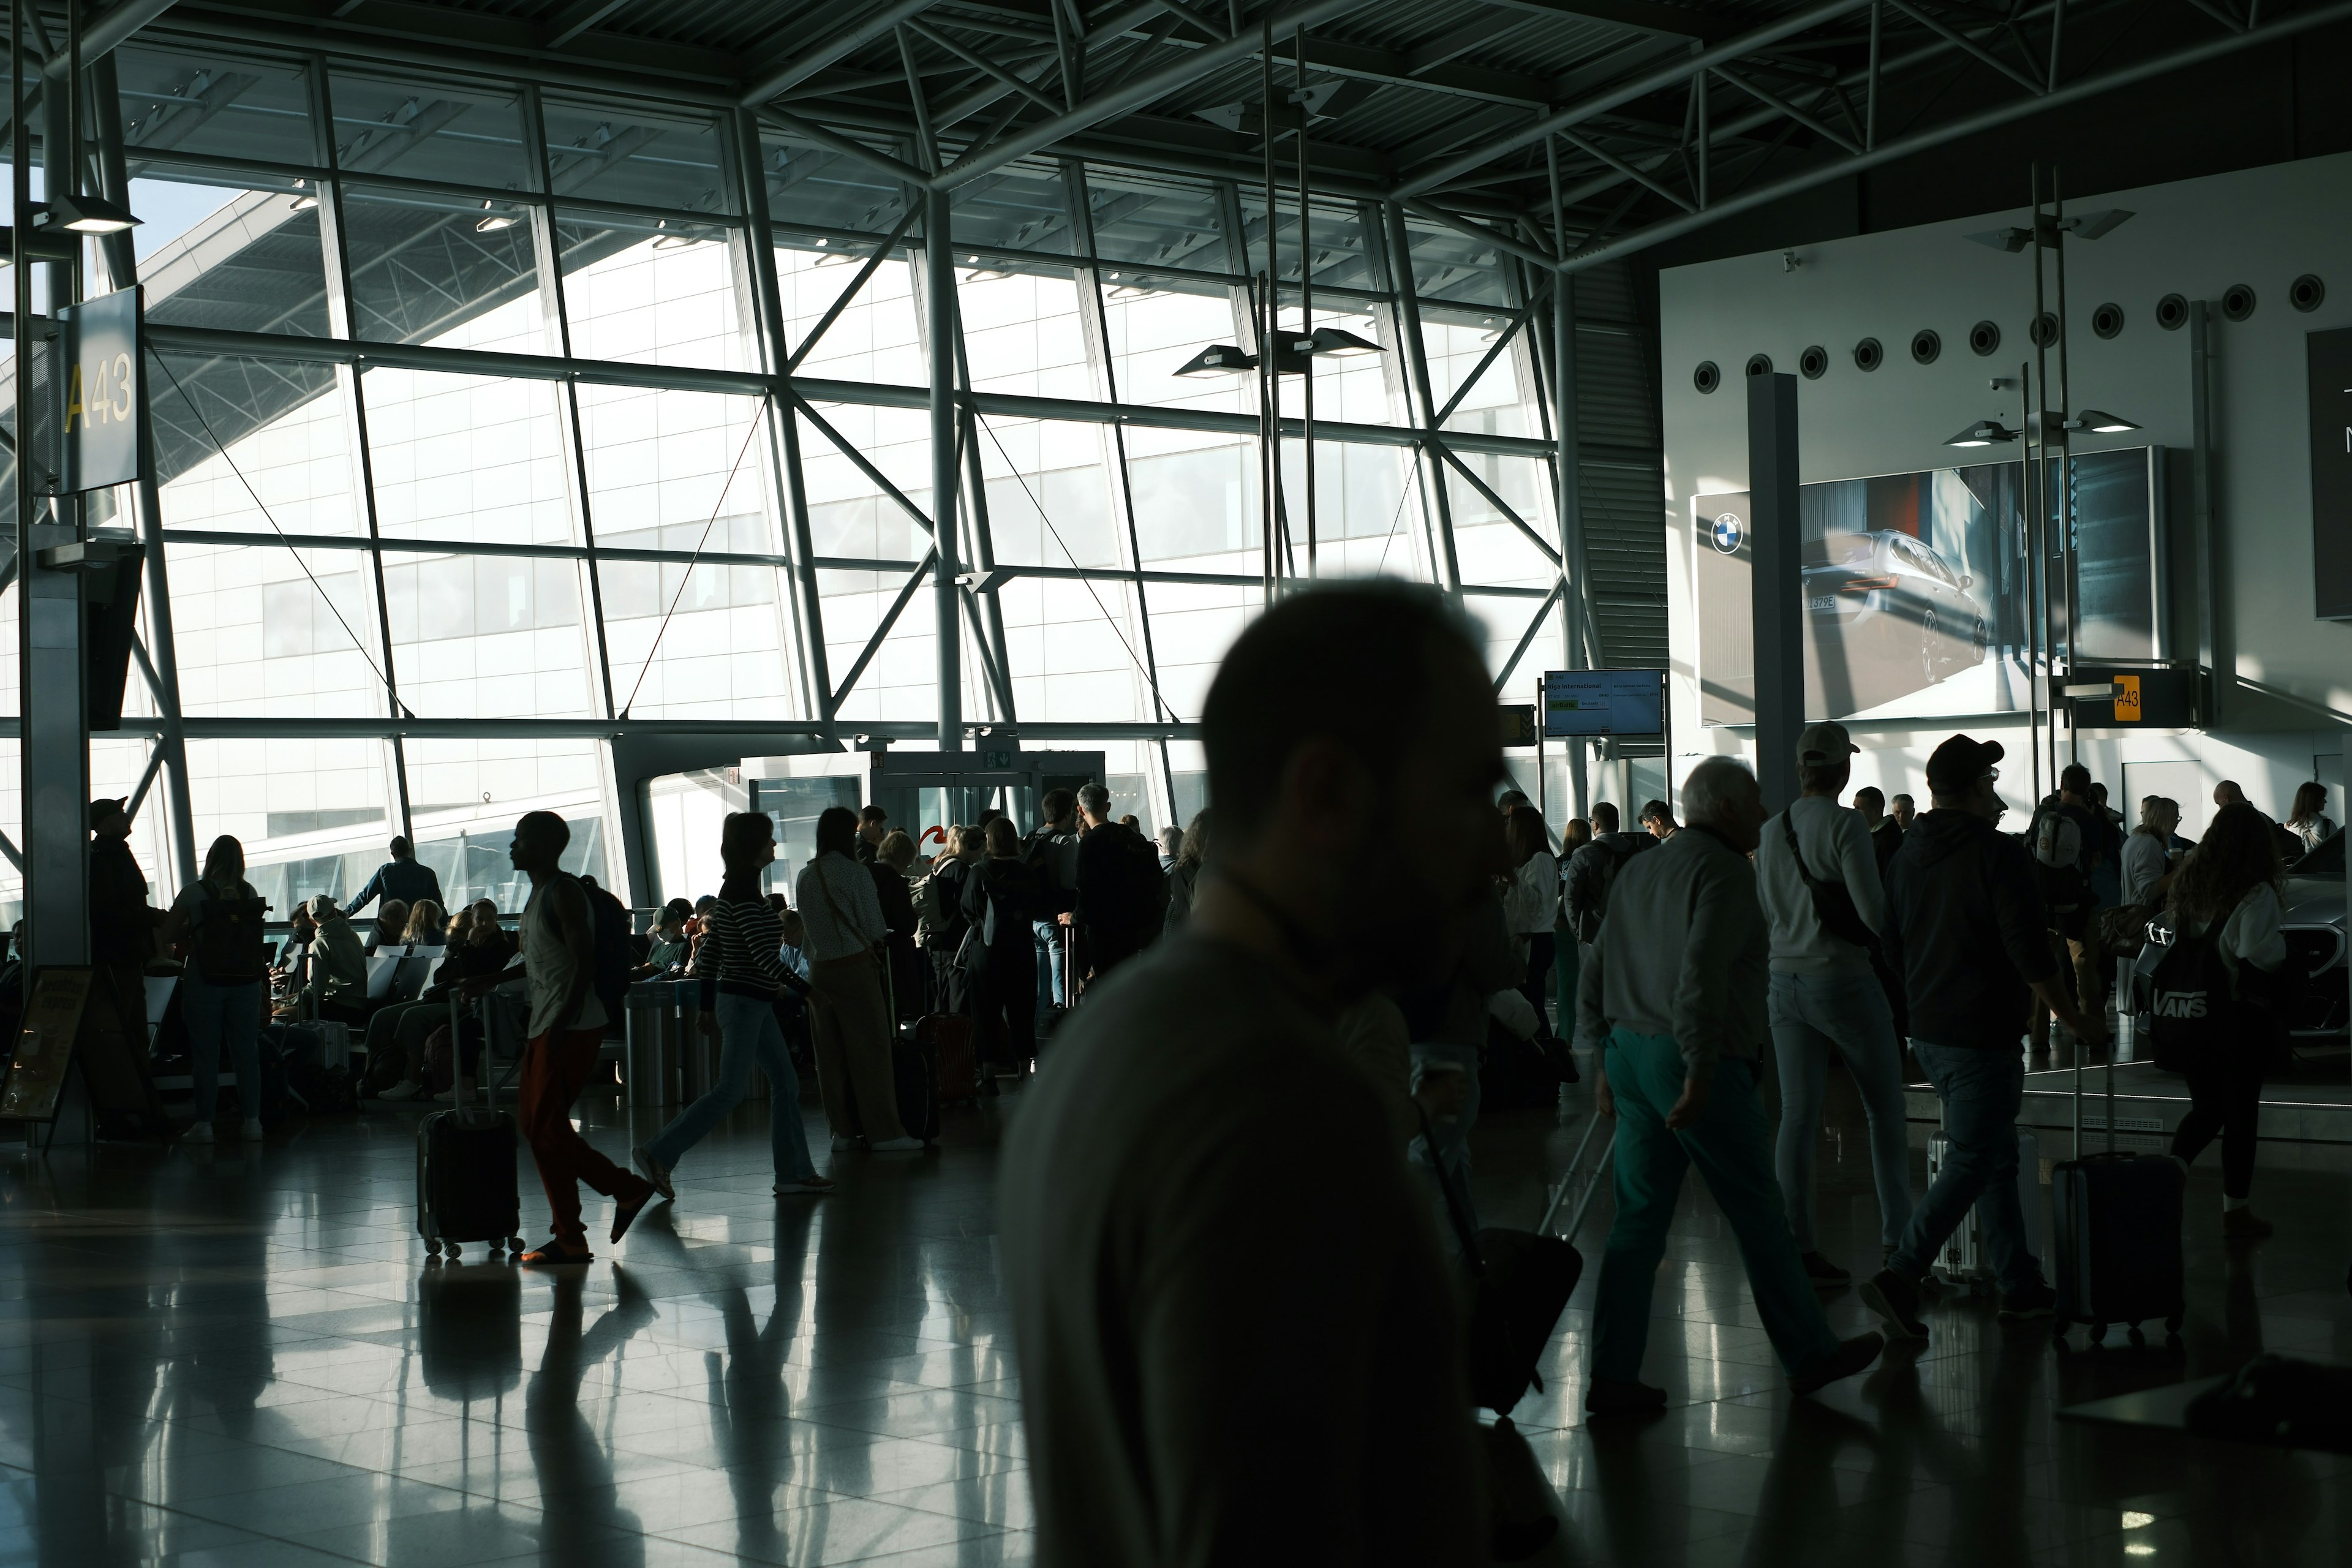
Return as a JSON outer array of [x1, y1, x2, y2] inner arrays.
[[362, 370, 577, 545], [328, 74, 535, 189], [116, 45, 316, 166], [556, 211, 744, 369], [340, 184, 548, 352]]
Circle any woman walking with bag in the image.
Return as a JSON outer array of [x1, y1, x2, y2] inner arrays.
[[799, 807, 921, 1152], [162, 837, 271, 1145], [2164, 802, 2289, 1240], [633, 813, 835, 1199]]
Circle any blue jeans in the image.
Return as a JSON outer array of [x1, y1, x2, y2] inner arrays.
[[1409, 1041, 1483, 1247], [183, 976, 262, 1120], [645, 992, 817, 1182], [1769, 970, 1916, 1253], [1033, 919, 1065, 1022], [1890, 1041, 2043, 1294], [1593, 1030, 1841, 1382]]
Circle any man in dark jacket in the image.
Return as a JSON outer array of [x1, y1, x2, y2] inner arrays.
[[88, 797, 158, 970], [1864, 735, 2106, 1341], [1023, 790, 1080, 1023], [348, 836, 443, 916], [1561, 802, 1654, 954], [1852, 785, 1903, 882], [1071, 782, 1166, 984]]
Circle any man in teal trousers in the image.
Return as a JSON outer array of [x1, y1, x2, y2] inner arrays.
[[1576, 756, 1884, 1416]]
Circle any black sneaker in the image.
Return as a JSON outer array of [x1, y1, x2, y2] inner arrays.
[[1801, 1251, 1852, 1286], [1583, 1378, 1669, 1418], [1861, 1268, 1929, 1341], [1790, 1332, 1885, 1396], [1996, 1281, 2057, 1320]]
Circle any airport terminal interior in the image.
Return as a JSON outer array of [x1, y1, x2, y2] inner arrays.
[[5, 0, 2352, 1562]]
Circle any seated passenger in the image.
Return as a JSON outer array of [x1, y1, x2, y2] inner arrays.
[[305, 896, 371, 1024], [363, 899, 410, 957]]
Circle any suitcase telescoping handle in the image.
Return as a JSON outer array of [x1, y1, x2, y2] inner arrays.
[[1537, 1112, 1617, 1244]]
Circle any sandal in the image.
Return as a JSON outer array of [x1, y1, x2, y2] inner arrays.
[[517, 1240, 594, 1267]]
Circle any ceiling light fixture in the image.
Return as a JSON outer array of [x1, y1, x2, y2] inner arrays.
[[1172, 344, 1256, 377], [474, 198, 518, 233], [38, 191, 140, 234], [1943, 419, 2022, 447], [2065, 408, 2141, 433], [1306, 326, 1384, 356]]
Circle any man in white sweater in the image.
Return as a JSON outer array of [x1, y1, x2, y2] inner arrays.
[[1753, 721, 1916, 1283]]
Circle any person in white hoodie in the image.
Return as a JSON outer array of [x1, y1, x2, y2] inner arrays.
[[1753, 722, 1915, 1284]]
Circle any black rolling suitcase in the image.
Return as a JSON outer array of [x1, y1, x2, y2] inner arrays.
[[886, 953, 940, 1144], [417, 992, 524, 1261], [2051, 1044, 2184, 1346]]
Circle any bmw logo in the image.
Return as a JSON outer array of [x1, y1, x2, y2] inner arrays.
[[1711, 513, 1744, 554]]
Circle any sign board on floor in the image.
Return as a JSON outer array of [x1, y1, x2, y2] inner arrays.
[[0, 968, 93, 1122]]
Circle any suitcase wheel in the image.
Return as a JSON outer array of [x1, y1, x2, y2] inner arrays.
[[2090, 1322, 2107, 1346], [2127, 1324, 2146, 1347], [2166, 1313, 2183, 1338], [443, 1242, 461, 1261], [510, 1237, 527, 1254]]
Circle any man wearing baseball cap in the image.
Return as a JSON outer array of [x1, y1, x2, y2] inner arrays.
[[1754, 722, 1914, 1286], [88, 797, 159, 971], [1863, 735, 2106, 1340]]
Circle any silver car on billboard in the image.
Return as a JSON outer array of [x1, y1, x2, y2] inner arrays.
[[1803, 530, 1990, 684]]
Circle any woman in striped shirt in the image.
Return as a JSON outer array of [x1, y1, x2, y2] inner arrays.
[[633, 812, 834, 1199]]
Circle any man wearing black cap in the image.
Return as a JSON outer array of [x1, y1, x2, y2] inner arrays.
[[88, 797, 159, 970], [1863, 735, 2105, 1338]]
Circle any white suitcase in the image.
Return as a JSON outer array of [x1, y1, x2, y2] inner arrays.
[[1929, 1128, 2041, 1294]]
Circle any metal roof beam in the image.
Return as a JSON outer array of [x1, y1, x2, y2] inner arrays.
[[47, 0, 181, 78], [1390, 0, 1873, 198], [933, 0, 1369, 190], [1556, 0, 2352, 272], [1479, 0, 1729, 42], [741, 0, 948, 106], [537, 0, 628, 50]]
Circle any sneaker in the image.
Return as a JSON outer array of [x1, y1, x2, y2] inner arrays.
[[632, 1145, 676, 1202], [1801, 1251, 1852, 1286], [432, 1081, 475, 1105], [1861, 1268, 1929, 1341], [1791, 1332, 1885, 1396], [869, 1136, 924, 1152], [774, 1176, 836, 1196], [1583, 1378, 1668, 1418], [239, 1118, 265, 1144], [1996, 1281, 2057, 1320], [377, 1079, 424, 1102], [2222, 1207, 2275, 1240], [181, 1121, 214, 1146]]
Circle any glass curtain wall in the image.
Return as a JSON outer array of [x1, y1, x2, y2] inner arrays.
[[0, 40, 1567, 918]]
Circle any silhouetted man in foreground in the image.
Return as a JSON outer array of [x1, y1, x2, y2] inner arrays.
[[1001, 582, 1494, 1566]]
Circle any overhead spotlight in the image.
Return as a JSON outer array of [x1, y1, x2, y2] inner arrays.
[[1943, 419, 2022, 447], [1107, 282, 1158, 300], [1964, 227, 2032, 252], [37, 190, 141, 233], [1305, 326, 1384, 356], [2065, 408, 2140, 434], [2065, 208, 2135, 240], [474, 198, 519, 232], [650, 218, 698, 250], [1172, 343, 1257, 377]]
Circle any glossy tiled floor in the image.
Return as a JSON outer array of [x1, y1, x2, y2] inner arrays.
[[4, 1055, 2351, 1566]]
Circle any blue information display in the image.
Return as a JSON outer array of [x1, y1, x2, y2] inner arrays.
[[1542, 668, 1665, 737]]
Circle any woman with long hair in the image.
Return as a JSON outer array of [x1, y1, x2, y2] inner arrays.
[[963, 816, 1043, 1082], [162, 835, 270, 1145], [923, 825, 979, 1013], [796, 805, 919, 1150], [1163, 808, 1212, 933], [634, 812, 835, 1200], [2164, 801, 2289, 1238], [2286, 781, 2337, 853], [403, 899, 448, 946], [1503, 805, 1561, 1043]]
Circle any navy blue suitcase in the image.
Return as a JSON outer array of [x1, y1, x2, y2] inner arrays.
[[2050, 1057, 2184, 1346]]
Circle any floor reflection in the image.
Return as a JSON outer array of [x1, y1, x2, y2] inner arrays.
[[2, 1070, 2351, 1564]]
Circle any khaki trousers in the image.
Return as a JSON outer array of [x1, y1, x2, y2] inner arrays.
[[807, 951, 907, 1143]]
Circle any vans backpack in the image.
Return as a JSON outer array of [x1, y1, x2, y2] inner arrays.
[[2141, 919, 2244, 1071], [2032, 807, 2092, 916], [1571, 842, 1635, 945]]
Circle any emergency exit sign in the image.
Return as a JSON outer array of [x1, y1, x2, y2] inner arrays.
[[2309, 325, 2352, 619]]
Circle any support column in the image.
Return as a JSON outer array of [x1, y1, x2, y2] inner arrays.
[[1747, 371, 1803, 815], [91, 53, 194, 886], [927, 189, 962, 750]]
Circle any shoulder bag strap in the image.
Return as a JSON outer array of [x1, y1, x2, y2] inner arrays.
[[1414, 1103, 1487, 1277]]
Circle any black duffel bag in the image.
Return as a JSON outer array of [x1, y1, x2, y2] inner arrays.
[[1417, 1107, 1583, 1416]]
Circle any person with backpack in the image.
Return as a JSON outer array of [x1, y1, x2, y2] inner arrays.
[[576, 875, 635, 1032], [2156, 802, 2288, 1240], [633, 811, 831, 1205], [1863, 736, 2105, 1342], [1562, 802, 1654, 1026], [163, 835, 273, 1145], [922, 826, 981, 1013], [1071, 782, 1167, 984], [2027, 763, 2106, 1053], [1753, 722, 1913, 1283]]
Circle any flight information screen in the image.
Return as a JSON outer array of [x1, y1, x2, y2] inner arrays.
[[1542, 669, 1666, 737]]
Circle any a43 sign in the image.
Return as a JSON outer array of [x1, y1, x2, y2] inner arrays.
[[55, 285, 144, 492]]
